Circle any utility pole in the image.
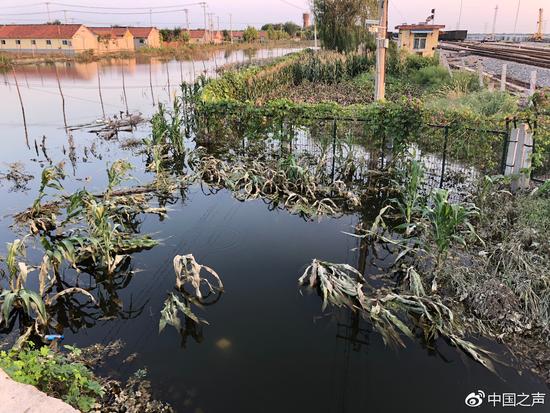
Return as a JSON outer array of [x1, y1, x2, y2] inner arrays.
[[229, 13, 233, 43], [513, 0, 521, 36], [63, 10, 67, 24], [217, 15, 220, 32], [456, 0, 463, 30], [374, 0, 388, 101], [311, 0, 318, 48], [45, 2, 51, 22], [149, 9, 152, 27], [200, 2, 207, 43], [491, 5, 499, 41], [207, 12, 215, 43], [184, 9, 190, 32]]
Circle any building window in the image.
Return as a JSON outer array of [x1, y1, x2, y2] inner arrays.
[[139, 39, 145, 44], [31, 40, 36, 45], [413, 34, 427, 50], [46, 39, 52, 45], [0, 40, 5, 45], [62, 40, 69, 45], [16, 40, 21, 45]]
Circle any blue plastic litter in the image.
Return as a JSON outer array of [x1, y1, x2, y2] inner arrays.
[[44, 334, 64, 341]]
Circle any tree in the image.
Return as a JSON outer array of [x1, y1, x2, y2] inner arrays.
[[267, 28, 289, 41], [311, 0, 378, 52], [222, 29, 231, 42], [180, 31, 190, 44], [242, 26, 259, 43], [283, 21, 301, 37]]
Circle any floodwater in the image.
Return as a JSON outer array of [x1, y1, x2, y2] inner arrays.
[[0, 48, 547, 413]]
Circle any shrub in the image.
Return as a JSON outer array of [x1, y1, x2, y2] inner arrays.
[[0, 344, 104, 412], [411, 65, 451, 88]]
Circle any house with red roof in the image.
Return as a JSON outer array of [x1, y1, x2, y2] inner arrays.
[[127, 27, 161, 49], [0, 24, 98, 54], [89, 27, 135, 53], [188, 29, 223, 44]]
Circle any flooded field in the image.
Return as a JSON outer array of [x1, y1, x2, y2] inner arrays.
[[0, 49, 547, 413]]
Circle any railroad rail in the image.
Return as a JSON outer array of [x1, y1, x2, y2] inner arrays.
[[440, 41, 550, 69]]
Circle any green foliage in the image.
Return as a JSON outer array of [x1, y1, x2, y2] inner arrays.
[[426, 90, 519, 117], [150, 100, 184, 155], [393, 157, 424, 226], [313, 0, 377, 52], [32, 163, 66, 215], [518, 192, 550, 232], [410, 65, 451, 88], [159, 27, 183, 42], [0, 54, 13, 73], [243, 26, 259, 42], [0, 344, 104, 412], [422, 189, 480, 257]]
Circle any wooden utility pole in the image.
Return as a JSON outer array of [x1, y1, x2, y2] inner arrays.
[[229, 13, 233, 43], [200, 2, 207, 43], [374, 0, 388, 101], [184, 9, 190, 32], [491, 5, 499, 40]]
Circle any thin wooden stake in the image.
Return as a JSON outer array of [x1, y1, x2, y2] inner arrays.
[[529, 70, 537, 96], [149, 60, 155, 106], [121, 60, 129, 115], [96, 62, 106, 119], [165, 61, 171, 100], [54, 65, 68, 132], [11, 66, 30, 149]]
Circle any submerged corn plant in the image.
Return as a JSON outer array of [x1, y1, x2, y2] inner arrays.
[[422, 189, 481, 261], [298, 259, 497, 373], [0, 239, 95, 348], [194, 151, 363, 218], [392, 157, 424, 230], [159, 254, 223, 336]]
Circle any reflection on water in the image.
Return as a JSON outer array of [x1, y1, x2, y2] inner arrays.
[[0, 48, 548, 413]]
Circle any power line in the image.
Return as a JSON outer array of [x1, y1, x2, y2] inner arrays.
[[47, 2, 204, 10], [277, 0, 306, 11], [2, 8, 193, 16]]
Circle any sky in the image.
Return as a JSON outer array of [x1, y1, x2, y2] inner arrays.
[[0, 0, 548, 33]]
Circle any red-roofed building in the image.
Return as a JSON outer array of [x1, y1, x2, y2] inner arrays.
[[127, 27, 161, 49], [89, 27, 134, 52], [0, 24, 98, 54], [188, 29, 223, 44], [395, 23, 445, 57]]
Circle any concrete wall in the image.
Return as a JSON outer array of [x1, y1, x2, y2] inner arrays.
[[398, 29, 440, 57]]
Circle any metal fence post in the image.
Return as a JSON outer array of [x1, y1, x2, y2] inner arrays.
[[439, 126, 449, 189], [501, 119, 510, 174], [331, 119, 337, 182]]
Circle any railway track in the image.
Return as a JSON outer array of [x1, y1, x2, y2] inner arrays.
[[440, 41, 550, 69]]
